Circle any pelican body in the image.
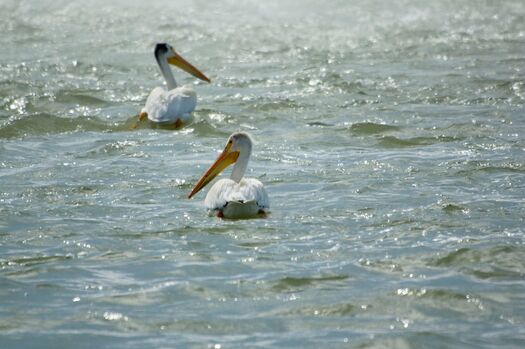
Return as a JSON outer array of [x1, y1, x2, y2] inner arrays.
[[140, 43, 210, 127], [188, 132, 269, 219]]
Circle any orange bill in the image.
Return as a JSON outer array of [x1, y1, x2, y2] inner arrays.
[[188, 143, 239, 198], [167, 50, 211, 83]]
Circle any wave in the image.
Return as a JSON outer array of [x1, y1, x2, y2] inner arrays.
[[271, 274, 349, 292], [377, 135, 459, 147], [0, 113, 118, 139], [428, 246, 525, 280], [54, 90, 110, 107], [282, 302, 358, 317], [456, 161, 525, 176], [349, 122, 400, 135]]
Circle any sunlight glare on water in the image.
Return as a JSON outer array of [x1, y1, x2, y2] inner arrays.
[[1, 0, 525, 348]]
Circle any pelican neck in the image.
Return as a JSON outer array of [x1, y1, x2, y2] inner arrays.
[[156, 55, 177, 90]]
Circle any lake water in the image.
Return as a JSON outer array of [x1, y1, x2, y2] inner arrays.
[[1, 0, 525, 348]]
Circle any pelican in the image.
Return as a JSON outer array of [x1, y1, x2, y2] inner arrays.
[[138, 43, 210, 127], [188, 132, 269, 219]]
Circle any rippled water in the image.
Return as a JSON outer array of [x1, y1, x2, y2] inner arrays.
[[1, 0, 525, 348]]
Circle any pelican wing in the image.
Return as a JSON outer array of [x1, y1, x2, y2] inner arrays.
[[142, 86, 197, 123], [204, 177, 269, 212]]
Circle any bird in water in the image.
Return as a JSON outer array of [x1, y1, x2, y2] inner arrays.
[[137, 43, 210, 128], [188, 132, 269, 219]]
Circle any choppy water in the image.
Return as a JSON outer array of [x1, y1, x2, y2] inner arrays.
[[1, 0, 525, 348]]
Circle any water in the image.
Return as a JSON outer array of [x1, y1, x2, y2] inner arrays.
[[1, 0, 525, 347]]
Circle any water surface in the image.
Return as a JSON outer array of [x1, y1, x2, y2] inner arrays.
[[1, 0, 525, 348]]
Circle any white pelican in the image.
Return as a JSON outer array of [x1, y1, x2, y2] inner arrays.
[[188, 132, 269, 219], [138, 43, 210, 127]]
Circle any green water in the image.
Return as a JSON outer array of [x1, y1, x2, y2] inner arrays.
[[1, 0, 525, 348]]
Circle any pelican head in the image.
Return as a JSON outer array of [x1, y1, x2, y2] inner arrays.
[[154, 43, 210, 83], [188, 132, 253, 199]]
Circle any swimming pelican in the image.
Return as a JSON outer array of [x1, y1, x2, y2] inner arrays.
[[188, 132, 269, 219], [138, 43, 210, 127]]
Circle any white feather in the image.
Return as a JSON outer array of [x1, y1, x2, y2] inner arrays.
[[204, 177, 269, 217], [141, 86, 196, 124]]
